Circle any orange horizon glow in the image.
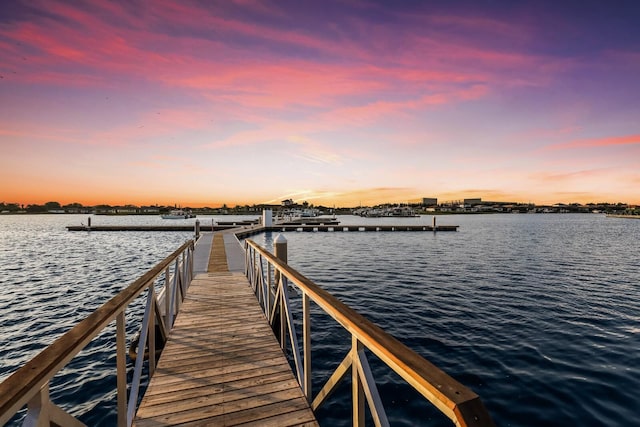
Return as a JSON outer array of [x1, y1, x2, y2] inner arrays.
[[4, 188, 638, 209]]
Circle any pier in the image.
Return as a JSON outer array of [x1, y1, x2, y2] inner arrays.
[[1, 217, 492, 427], [66, 224, 458, 232], [66, 220, 459, 233], [133, 232, 317, 426]]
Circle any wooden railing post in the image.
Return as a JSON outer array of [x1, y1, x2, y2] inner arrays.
[[279, 277, 287, 353], [24, 382, 50, 426], [116, 312, 127, 427], [148, 286, 156, 376], [266, 263, 272, 316], [352, 336, 365, 427], [188, 245, 192, 283], [164, 266, 170, 327], [127, 285, 155, 426], [303, 292, 312, 400]]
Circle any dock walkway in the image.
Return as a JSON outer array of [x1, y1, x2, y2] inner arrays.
[[134, 231, 318, 426]]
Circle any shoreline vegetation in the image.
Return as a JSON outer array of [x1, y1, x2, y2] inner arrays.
[[1, 200, 638, 216]]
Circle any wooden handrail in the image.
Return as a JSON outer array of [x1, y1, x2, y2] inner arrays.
[[245, 239, 494, 427], [0, 240, 193, 425]]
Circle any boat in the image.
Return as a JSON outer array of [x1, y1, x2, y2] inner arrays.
[[275, 208, 340, 225], [280, 216, 341, 225], [353, 206, 418, 217], [161, 209, 196, 219]]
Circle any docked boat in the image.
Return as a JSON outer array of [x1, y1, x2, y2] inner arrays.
[[280, 216, 341, 225], [275, 208, 340, 225], [161, 209, 196, 219], [354, 206, 418, 217]]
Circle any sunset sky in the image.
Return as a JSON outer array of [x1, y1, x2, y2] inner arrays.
[[1, 0, 639, 207]]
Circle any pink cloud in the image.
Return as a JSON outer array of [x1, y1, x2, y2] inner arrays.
[[146, 1, 368, 62], [426, 14, 530, 41], [166, 61, 388, 108], [0, 124, 87, 146], [532, 169, 611, 182], [0, 0, 574, 161], [0, 0, 560, 99], [546, 134, 640, 151], [314, 84, 488, 128]]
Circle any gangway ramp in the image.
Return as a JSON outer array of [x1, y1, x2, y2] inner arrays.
[[134, 232, 318, 426]]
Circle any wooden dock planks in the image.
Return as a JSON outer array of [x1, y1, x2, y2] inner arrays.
[[134, 265, 318, 426], [207, 233, 229, 273]]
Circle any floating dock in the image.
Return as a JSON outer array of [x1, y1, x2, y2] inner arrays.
[[66, 225, 243, 232], [134, 232, 317, 426], [269, 225, 458, 232], [66, 224, 458, 232]]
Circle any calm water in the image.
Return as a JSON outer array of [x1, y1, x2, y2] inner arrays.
[[1, 213, 639, 426]]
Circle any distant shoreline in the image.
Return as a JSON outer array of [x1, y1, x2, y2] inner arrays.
[[0, 211, 620, 216]]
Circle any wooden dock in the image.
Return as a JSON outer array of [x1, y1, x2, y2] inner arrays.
[[133, 232, 318, 426], [65, 225, 244, 232], [270, 224, 458, 232], [66, 224, 458, 232]]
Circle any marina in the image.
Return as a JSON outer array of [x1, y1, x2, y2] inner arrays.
[[2, 1, 638, 426], [1, 213, 638, 426], [66, 212, 458, 233]]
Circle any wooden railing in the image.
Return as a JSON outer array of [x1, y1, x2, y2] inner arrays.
[[0, 240, 194, 427], [244, 239, 495, 427]]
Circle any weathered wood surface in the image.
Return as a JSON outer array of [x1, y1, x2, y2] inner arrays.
[[134, 272, 317, 426], [134, 231, 317, 426], [208, 233, 229, 273]]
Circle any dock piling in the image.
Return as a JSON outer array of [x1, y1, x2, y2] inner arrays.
[[275, 234, 287, 264]]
